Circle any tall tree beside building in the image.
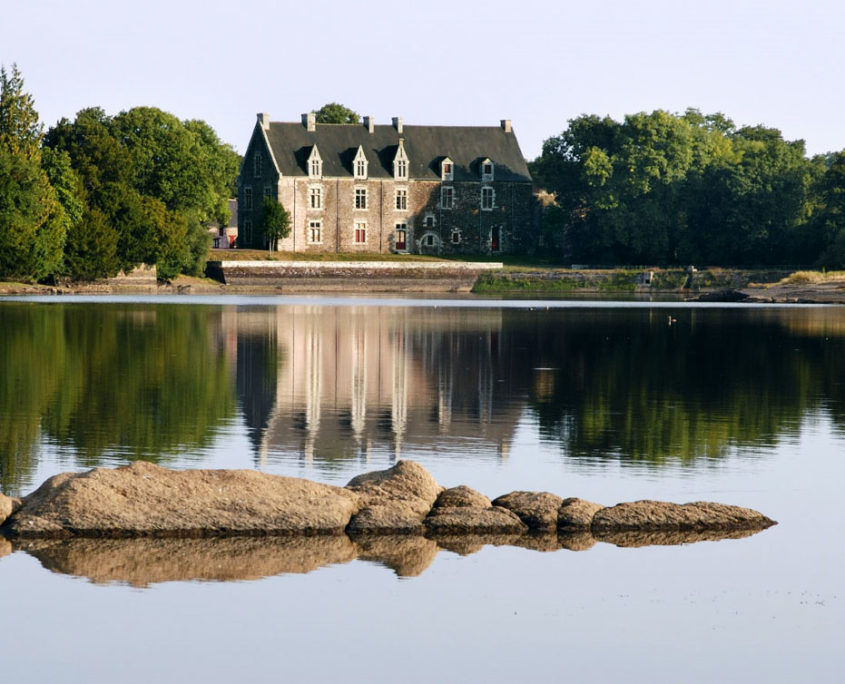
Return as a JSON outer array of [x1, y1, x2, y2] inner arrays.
[[0, 64, 66, 281], [258, 197, 291, 251]]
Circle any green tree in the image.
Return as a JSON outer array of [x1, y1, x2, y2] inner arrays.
[[259, 197, 290, 251], [0, 63, 43, 161], [64, 207, 120, 280], [315, 102, 359, 124]]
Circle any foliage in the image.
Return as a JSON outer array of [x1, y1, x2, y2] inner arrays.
[[43, 106, 239, 281], [532, 108, 830, 266], [258, 197, 291, 250], [63, 207, 120, 280], [0, 63, 43, 160], [315, 102, 359, 124]]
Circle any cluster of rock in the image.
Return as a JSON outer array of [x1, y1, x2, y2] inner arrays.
[[0, 460, 775, 542]]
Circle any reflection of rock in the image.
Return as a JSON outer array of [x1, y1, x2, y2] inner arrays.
[[424, 506, 526, 534], [557, 531, 598, 551], [13, 536, 358, 586], [492, 491, 564, 531], [558, 498, 604, 530], [594, 528, 763, 548], [511, 533, 563, 552], [431, 533, 524, 556], [1, 492, 21, 527], [5, 461, 360, 539], [355, 535, 440, 577], [346, 461, 442, 534], [433, 485, 491, 509], [591, 501, 776, 532]]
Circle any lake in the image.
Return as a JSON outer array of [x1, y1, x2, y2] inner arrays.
[[1, 296, 843, 683]]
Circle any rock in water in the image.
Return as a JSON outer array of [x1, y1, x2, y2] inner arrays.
[[591, 500, 776, 532], [0, 492, 22, 527], [346, 460, 442, 534], [4, 461, 360, 539], [558, 498, 605, 530], [492, 491, 564, 531]]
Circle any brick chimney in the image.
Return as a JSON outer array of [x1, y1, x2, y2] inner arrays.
[[392, 116, 403, 134], [364, 115, 375, 134], [302, 112, 316, 132], [500, 119, 512, 133]]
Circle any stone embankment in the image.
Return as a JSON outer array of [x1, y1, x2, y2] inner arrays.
[[206, 260, 503, 293]]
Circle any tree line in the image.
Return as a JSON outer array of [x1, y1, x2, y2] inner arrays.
[[530, 108, 845, 267], [0, 64, 239, 282]]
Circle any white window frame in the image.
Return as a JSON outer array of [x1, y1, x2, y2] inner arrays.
[[393, 140, 409, 180], [354, 221, 367, 244], [424, 213, 436, 229], [441, 158, 454, 181], [354, 186, 368, 210], [308, 220, 323, 244], [308, 146, 322, 178], [395, 188, 408, 211], [481, 186, 495, 211], [441, 186, 454, 210], [353, 146, 368, 179], [450, 229, 462, 245], [481, 159, 494, 182], [309, 185, 322, 210]]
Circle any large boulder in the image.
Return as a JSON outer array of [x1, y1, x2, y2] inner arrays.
[[346, 460, 442, 534], [558, 497, 604, 530], [591, 500, 776, 533], [0, 492, 22, 528], [5, 461, 361, 539], [492, 491, 564, 531], [14, 535, 358, 586]]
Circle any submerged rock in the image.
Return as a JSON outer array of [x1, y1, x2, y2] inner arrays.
[[591, 500, 776, 533], [0, 493, 22, 527], [4, 461, 360, 539], [492, 491, 564, 531]]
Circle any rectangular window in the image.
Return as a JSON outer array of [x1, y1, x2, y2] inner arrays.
[[308, 220, 322, 244], [264, 186, 272, 200], [441, 186, 454, 209], [355, 187, 368, 209], [354, 222, 367, 244], [244, 187, 253, 210], [356, 160, 367, 178], [483, 163, 492, 176], [481, 186, 494, 210], [396, 159, 407, 179], [395, 223, 407, 250], [254, 152, 262, 177], [395, 189, 408, 211], [310, 186, 322, 209], [310, 159, 321, 177], [244, 219, 253, 242]]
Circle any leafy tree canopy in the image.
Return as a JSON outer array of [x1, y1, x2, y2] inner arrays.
[[259, 197, 291, 251], [315, 102, 359, 124], [0, 63, 43, 160]]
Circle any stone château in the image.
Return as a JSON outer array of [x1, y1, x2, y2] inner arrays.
[[238, 113, 534, 254]]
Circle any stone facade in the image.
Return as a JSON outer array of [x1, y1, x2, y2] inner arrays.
[[237, 114, 535, 255]]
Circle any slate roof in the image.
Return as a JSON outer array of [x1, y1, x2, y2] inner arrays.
[[261, 121, 532, 182]]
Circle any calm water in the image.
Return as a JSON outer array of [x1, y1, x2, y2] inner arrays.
[[1, 296, 843, 683]]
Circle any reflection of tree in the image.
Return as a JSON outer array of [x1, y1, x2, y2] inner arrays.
[[0, 303, 236, 493], [519, 308, 842, 465]]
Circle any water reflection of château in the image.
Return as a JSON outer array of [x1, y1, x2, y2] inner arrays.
[[231, 306, 522, 467]]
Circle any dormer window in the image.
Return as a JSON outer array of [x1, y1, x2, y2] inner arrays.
[[481, 158, 494, 182], [441, 158, 454, 181], [393, 140, 409, 180], [353, 146, 368, 179], [308, 145, 322, 178]]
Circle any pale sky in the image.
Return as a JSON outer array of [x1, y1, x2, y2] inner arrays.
[[3, 0, 844, 160]]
